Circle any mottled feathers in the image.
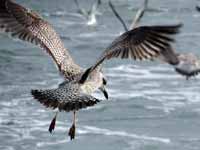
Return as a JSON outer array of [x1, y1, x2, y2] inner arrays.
[[0, 0, 81, 78], [31, 84, 101, 112]]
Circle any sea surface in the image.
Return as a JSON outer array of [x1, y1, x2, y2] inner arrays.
[[0, 0, 200, 150]]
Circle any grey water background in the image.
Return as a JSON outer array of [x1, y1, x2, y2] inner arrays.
[[0, 0, 200, 149]]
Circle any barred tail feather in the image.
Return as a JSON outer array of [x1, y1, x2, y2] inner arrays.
[[31, 89, 100, 112], [31, 89, 60, 110]]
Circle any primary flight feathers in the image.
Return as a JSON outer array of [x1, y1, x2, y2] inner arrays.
[[80, 24, 182, 84]]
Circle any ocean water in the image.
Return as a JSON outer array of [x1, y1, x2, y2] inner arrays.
[[0, 0, 200, 150]]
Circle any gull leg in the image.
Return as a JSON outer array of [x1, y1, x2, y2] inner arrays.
[[49, 111, 58, 133], [68, 111, 76, 140]]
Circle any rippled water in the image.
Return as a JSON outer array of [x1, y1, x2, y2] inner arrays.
[[0, 0, 200, 150]]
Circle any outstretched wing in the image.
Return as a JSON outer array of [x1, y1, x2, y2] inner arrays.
[[0, 0, 81, 78], [79, 24, 182, 84], [31, 89, 101, 112], [109, 0, 128, 32], [130, 0, 148, 29], [103, 24, 181, 61]]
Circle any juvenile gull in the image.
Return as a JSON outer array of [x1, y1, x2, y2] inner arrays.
[[0, 0, 181, 140], [0, 0, 105, 140]]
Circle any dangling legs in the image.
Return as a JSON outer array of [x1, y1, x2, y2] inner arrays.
[[68, 111, 76, 140], [49, 111, 58, 133]]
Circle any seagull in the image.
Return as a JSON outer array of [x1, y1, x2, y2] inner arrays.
[[109, 0, 200, 79], [0, 0, 182, 140], [0, 0, 106, 140], [73, 0, 101, 26], [161, 51, 200, 80]]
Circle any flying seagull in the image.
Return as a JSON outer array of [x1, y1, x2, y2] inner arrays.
[[0, 0, 182, 140], [109, 0, 200, 79], [0, 0, 107, 140], [73, 0, 101, 26]]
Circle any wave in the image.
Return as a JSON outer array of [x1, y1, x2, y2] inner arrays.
[[36, 139, 69, 148], [79, 126, 171, 144]]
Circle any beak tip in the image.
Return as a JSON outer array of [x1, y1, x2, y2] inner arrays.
[[104, 91, 109, 100]]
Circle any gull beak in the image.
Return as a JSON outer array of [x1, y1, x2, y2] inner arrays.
[[100, 86, 108, 100]]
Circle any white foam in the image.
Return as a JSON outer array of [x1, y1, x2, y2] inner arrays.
[[36, 139, 69, 147], [80, 126, 170, 144]]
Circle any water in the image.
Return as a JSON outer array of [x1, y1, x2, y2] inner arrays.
[[0, 0, 200, 149]]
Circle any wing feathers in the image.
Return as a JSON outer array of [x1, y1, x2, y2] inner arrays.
[[102, 24, 182, 62], [0, 0, 81, 78], [79, 24, 182, 84]]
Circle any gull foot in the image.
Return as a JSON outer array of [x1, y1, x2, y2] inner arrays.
[[68, 123, 76, 140], [49, 115, 57, 133]]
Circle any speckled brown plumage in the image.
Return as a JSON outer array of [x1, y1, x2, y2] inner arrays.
[[31, 82, 101, 112], [0, 0, 82, 79]]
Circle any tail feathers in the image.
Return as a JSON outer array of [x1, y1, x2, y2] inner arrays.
[[31, 89, 59, 110], [31, 89, 101, 112]]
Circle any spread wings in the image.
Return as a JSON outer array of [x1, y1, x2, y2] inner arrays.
[[79, 24, 182, 83], [0, 0, 81, 78]]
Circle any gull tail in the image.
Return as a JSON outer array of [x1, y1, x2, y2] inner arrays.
[[31, 89, 101, 112]]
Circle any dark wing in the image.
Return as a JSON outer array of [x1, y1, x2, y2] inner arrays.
[[31, 89, 100, 112], [0, 0, 81, 78], [79, 24, 182, 84], [175, 67, 200, 78], [196, 5, 200, 12], [103, 24, 181, 61], [158, 46, 179, 65], [108, 0, 128, 32]]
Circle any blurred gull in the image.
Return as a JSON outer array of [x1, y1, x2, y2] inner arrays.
[[109, 0, 200, 79], [73, 0, 101, 26]]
